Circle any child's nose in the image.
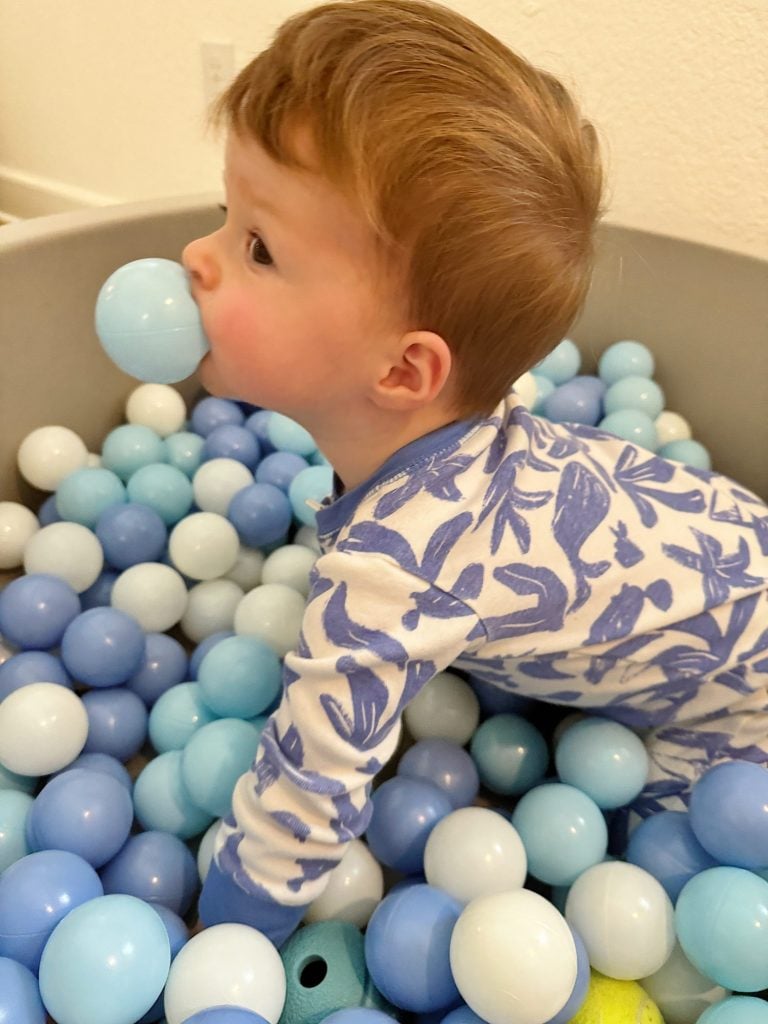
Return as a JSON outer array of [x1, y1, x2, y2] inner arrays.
[[181, 235, 220, 292]]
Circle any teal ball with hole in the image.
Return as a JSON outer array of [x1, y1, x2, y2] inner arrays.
[[278, 920, 393, 1024]]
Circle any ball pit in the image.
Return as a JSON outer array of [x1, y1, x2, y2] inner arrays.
[[1, 199, 768, 1024]]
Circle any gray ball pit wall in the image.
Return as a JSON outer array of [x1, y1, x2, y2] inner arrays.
[[1, 196, 766, 521]]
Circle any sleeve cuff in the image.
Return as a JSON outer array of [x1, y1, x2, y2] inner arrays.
[[198, 860, 309, 948]]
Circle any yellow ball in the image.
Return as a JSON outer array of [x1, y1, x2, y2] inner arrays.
[[567, 971, 665, 1023]]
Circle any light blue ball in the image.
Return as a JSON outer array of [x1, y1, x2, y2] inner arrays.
[[181, 718, 262, 817], [530, 373, 556, 413], [469, 713, 549, 796], [126, 463, 194, 525], [133, 750, 213, 839], [659, 438, 712, 471], [39, 893, 171, 1024], [101, 424, 168, 481], [533, 339, 581, 385], [599, 409, 658, 451], [164, 430, 206, 477], [688, 760, 768, 869], [55, 467, 127, 528], [197, 634, 281, 718], [267, 413, 317, 457], [597, 339, 655, 384], [0, 762, 38, 795], [603, 375, 665, 419], [554, 717, 649, 809], [0, 790, 33, 872], [698, 996, 768, 1023], [510, 783, 608, 886], [542, 376, 603, 426], [289, 465, 334, 527], [95, 258, 209, 384], [0, 957, 45, 1024], [148, 682, 219, 753], [675, 866, 768, 992]]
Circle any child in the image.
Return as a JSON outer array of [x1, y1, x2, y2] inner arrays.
[[184, 0, 768, 945]]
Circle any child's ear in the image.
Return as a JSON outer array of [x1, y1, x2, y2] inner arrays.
[[373, 330, 453, 411]]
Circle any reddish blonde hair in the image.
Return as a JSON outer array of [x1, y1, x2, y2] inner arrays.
[[214, 0, 603, 416]]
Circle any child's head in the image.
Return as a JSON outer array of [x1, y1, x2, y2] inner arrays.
[[209, 0, 603, 418]]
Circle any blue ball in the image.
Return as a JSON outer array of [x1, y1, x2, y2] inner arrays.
[[133, 750, 213, 839], [191, 397, 245, 437], [148, 681, 219, 753], [37, 494, 62, 526], [697, 996, 768, 1023], [597, 340, 655, 384], [165, 430, 206, 477], [227, 482, 293, 548], [55, 467, 127, 528], [267, 413, 317, 457], [659, 438, 712, 471], [126, 462, 194, 525], [100, 830, 199, 916], [0, 957, 45, 1024], [542, 376, 603, 426], [55, 752, 133, 792], [676, 866, 768, 991], [554, 717, 649, 809], [79, 569, 120, 609], [0, 573, 80, 650], [245, 409, 277, 455], [440, 1008, 487, 1024], [181, 718, 262, 817], [197, 634, 281, 719], [189, 630, 234, 678], [95, 258, 210, 384], [255, 451, 310, 492], [38, 893, 171, 1024], [289, 465, 334, 527], [598, 409, 658, 451], [626, 810, 718, 902], [364, 884, 462, 1012], [603, 375, 665, 419], [469, 713, 549, 796], [203, 424, 261, 468], [365, 777, 452, 874], [28, 768, 134, 868], [0, 790, 34, 873], [0, 650, 72, 700], [95, 501, 168, 569], [60, 606, 146, 687], [321, 1013, 397, 1024], [182, 1010, 271, 1024], [545, 928, 590, 1024], [533, 339, 581, 385], [397, 739, 480, 809], [126, 631, 189, 707], [689, 760, 768, 869], [101, 424, 168, 481], [0, 849, 104, 972], [81, 687, 149, 761]]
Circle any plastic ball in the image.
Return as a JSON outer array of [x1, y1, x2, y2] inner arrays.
[[162, 923, 286, 1024], [403, 671, 480, 746], [688, 761, 768, 869], [203, 424, 261, 468], [0, 683, 88, 775], [603, 375, 665, 419], [597, 340, 655, 384], [304, 838, 384, 928], [288, 465, 334, 526], [181, 718, 262, 817], [57, 752, 132, 791], [261, 544, 317, 597], [599, 409, 658, 451], [565, 861, 675, 980], [38, 893, 170, 1024], [511, 370, 538, 409], [23, 520, 104, 592], [149, 682, 219, 753], [166, 430, 206, 476], [397, 738, 480, 809], [423, 806, 527, 903], [530, 373, 556, 413], [81, 687, 148, 760], [0, 572, 80, 649], [125, 382, 187, 436], [101, 424, 167, 481], [626, 810, 718, 901], [256, 451, 309, 492], [196, 817, 222, 883], [168, 512, 240, 581], [319, 1012, 396, 1024], [554, 716, 649, 809], [61, 606, 146, 687], [654, 410, 692, 446], [0, 500, 39, 569], [542, 376, 604, 426], [0, 789, 34, 872], [365, 884, 462, 1012], [0, 650, 72, 700], [510, 783, 607, 886], [190, 397, 245, 437], [533, 338, 581, 384], [698, 997, 768, 1023], [100, 830, 199, 916], [675, 866, 768, 992], [223, 547, 265, 592], [0, 762, 38, 795], [0, 957, 46, 1024], [469, 713, 549, 796], [450, 889, 577, 1024], [228, 483, 293, 548], [126, 462, 195, 525], [133, 749, 213, 839], [110, 561, 188, 632], [193, 457, 254, 515], [266, 413, 317, 457], [54, 466, 126, 528], [17, 424, 89, 491], [365, 777, 452, 874], [95, 257, 209, 383], [0, 849, 104, 972], [28, 767, 134, 867], [182, 1010, 271, 1024], [127, 631, 189, 707], [567, 971, 663, 1024], [197, 634, 281, 718], [80, 567, 120, 609], [234, 583, 305, 657], [659, 438, 712, 470], [640, 941, 728, 1023], [95, 501, 167, 568], [546, 928, 591, 1024], [181, 579, 244, 644], [36, 494, 62, 526]]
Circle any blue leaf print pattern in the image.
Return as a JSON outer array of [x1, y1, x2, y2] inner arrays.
[[329, 791, 374, 843], [614, 446, 705, 526], [479, 564, 569, 640], [323, 583, 408, 665], [586, 580, 673, 645], [552, 462, 611, 610], [287, 857, 339, 893], [476, 452, 552, 554], [663, 531, 764, 609], [373, 450, 474, 517], [611, 521, 644, 567], [271, 811, 310, 843]]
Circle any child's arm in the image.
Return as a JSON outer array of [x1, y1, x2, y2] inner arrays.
[[197, 545, 482, 945]]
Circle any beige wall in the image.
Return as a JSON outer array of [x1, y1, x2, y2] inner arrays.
[[0, 0, 766, 258]]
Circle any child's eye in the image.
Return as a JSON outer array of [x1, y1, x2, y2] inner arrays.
[[248, 232, 273, 267]]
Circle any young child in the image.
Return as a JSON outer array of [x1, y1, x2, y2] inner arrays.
[[184, 0, 768, 945]]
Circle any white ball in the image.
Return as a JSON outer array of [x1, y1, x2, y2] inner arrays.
[[23, 521, 104, 593], [403, 670, 480, 745], [654, 410, 692, 447], [0, 501, 39, 569], [86, 452, 102, 468], [450, 889, 577, 1024], [565, 860, 675, 980], [193, 458, 254, 515], [111, 562, 188, 632], [234, 583, 305, 657], [225, 545, 265, 591], [168, 512, 239, 581], [304, 839, 384, 928], [17, 425, 89, 491], [261, 544, 317, 597], [163, 923, 286, 1024], [294, 524, 322, 554], [640, 941, 728, 1023], [0, 682, 89, 776], [512, 371, 538, 410], [181, 579, 244, 644], [197, 818, 223, 883], [126, 383, 187, 437], [424, 807, 527, 904]]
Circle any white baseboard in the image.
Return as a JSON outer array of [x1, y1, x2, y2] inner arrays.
[[0, 164, 119, 220]]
